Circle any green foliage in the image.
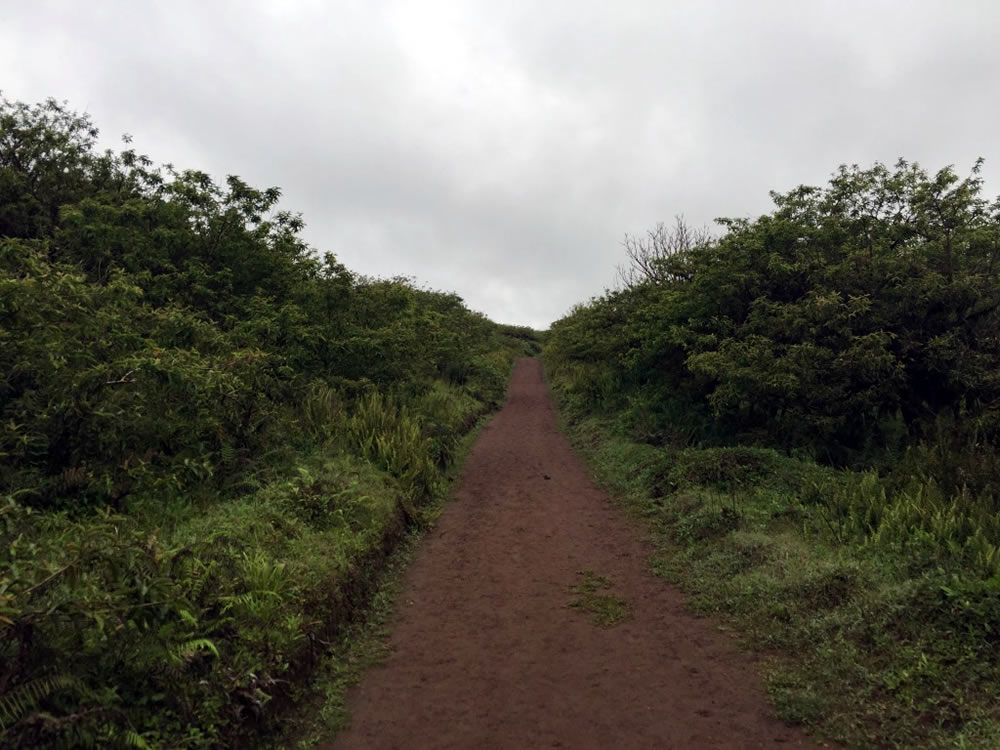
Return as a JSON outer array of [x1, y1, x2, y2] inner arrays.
[[546, 157, 1000, 588], [412, 380, 484, 468], [549, 160, 1000, 464], [0, 95, 542, 748], [663, 446, 782, 492], [0, 455, 406, 748], [0, 97, 100, 239], [805, 473, 1000, 578], [0, 245, 289, 509], [496, 323, 545, 356], [347, 392, 438, 501]]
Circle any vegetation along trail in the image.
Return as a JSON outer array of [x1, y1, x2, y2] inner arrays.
[[326, 358, 823, 749]]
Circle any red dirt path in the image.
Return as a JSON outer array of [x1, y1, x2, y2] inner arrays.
[[324, 358, 826, 749]]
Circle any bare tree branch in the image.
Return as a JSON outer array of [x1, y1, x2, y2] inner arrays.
[[616, 215, 711, 290], [104, 370, 136, 385]]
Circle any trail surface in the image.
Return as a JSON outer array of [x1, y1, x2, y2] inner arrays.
[[325, 359, 824, 749]]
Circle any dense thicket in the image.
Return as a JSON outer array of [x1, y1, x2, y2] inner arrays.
[[551, 160, 1000, 474], [0, 97, 539, 748], [545, 161, 1000, 746]]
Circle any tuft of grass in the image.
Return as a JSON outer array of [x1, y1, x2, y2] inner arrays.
[[568, 569, 631, 628], [765, 671, 825, 726]]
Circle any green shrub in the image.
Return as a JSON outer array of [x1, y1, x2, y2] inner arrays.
[[0, 94, 540, 748], [0, 453, 407, 748]]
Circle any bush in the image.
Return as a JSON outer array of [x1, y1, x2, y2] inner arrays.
[[0, 95, 544, 747]]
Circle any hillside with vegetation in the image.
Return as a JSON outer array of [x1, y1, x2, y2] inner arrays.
[[0, 96, 540, 748], [544, 161, 1000, 747]]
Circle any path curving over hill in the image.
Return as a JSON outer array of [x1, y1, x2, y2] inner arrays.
[[324, 358, 826, 749]]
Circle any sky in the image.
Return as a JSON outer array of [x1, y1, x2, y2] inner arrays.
[[2, 0, 999, 329]]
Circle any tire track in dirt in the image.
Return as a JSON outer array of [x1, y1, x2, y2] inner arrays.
[[323, 358, 826, 749]]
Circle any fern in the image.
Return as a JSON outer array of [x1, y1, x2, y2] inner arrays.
[[121, 729, 152, 749], [167, 637, 219, 665], [0, 674, 81, 729]]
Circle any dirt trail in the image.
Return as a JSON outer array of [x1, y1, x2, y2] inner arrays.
[[325, 359, 824, 749]]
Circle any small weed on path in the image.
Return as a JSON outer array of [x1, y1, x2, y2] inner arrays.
[[568, 569, 631, 627]]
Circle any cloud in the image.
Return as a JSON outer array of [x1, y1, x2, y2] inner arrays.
[[2, 0, 999, 328]]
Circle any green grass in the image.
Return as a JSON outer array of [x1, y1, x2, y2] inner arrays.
[[552, 409, 1000, 749], [260, 416, 493, 749], [568, 570, 631, 628]]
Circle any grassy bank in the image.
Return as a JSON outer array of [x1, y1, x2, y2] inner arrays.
[[0, 96, 544, 748], [262, 416, 492, 749], [1, 369, 533, 749], [546, 380, 1000, 749]]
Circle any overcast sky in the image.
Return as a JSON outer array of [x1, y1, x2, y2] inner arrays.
[[2, 1, 998, 328]]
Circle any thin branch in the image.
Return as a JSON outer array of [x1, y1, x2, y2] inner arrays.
[[104, 370, 136, 385], [19, 560, 79, 598]]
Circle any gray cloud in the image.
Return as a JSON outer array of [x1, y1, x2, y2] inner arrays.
[[2, 0, 998, 328]]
